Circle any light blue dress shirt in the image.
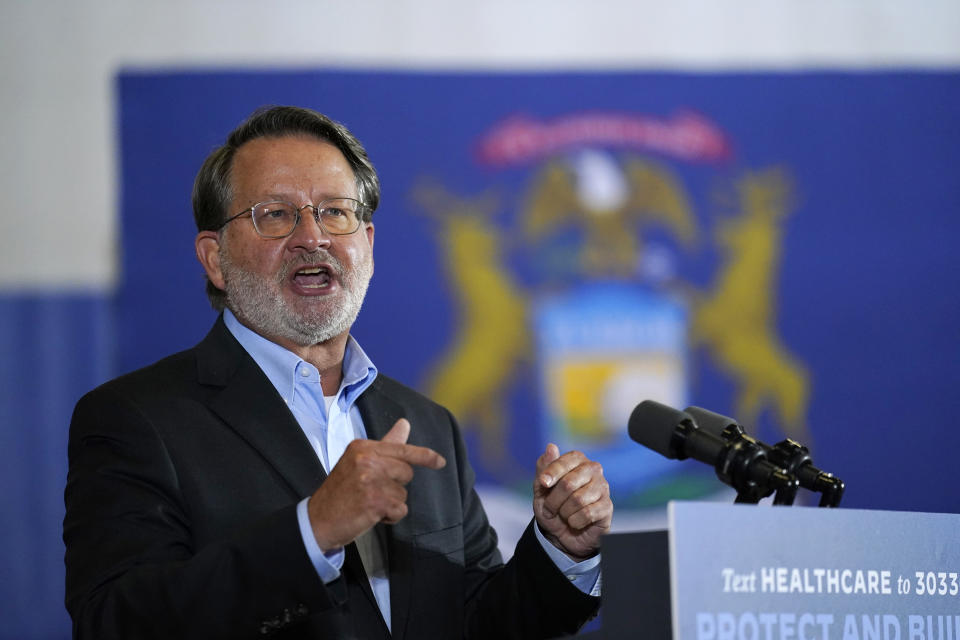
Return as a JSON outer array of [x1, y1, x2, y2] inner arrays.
[[223, 310, 600, 629]]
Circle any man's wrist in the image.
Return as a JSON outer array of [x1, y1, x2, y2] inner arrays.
[[533, 520, 601, 570], [532, 520, 602, 596], [543, 530, 598, 563], [296, 497, 345, 583]]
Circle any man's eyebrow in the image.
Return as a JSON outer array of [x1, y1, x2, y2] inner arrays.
[[237, 193, 291, 205], [252, 193, 355, 203]]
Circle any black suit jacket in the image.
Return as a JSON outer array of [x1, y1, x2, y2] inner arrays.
[[63, 317, 598, 639]]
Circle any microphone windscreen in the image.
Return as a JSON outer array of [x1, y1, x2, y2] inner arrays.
[[684, 406, 739, 437], [628, 400, 692, 459]]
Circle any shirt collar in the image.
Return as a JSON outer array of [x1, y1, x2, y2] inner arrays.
[[223, 309, 378, 406]]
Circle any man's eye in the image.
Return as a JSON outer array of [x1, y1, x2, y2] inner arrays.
[[323, 208, 346, 218], [262, 207, 292, 219]]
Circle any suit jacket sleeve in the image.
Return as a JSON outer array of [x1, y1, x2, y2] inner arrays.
[[447, 410, 600, 639]]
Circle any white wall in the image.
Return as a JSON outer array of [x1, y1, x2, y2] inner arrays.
[[1, 0, 958, 290]]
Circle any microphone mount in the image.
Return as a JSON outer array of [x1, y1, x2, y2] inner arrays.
[[767, 439, 845, 507], [629, 400, 797, 503], [684, 406, 845, 507]]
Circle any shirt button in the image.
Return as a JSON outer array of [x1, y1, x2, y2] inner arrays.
[[300, 368, 310, 378]]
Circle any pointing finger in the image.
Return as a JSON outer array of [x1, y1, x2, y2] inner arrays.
[[377, 441, 446, 470], [379, 419, 445, 469]]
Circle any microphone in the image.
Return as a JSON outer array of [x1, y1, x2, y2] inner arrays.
[[684, 406, 845, 507], [628, 400, 797, 503]]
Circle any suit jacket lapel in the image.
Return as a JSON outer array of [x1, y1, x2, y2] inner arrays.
[[195, 317, 326, 499], [356, 377, 405, 441]]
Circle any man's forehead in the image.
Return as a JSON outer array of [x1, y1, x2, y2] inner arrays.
[[229, 135, 357, 195], [233, 133, 344, 163]]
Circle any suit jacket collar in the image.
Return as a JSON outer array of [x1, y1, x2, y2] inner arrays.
[[195, 316, 326, 499]]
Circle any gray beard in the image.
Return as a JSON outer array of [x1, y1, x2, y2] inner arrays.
[[219, 248, 371, 347]]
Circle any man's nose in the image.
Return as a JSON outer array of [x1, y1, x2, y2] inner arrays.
[[288, 208, 332, 251]]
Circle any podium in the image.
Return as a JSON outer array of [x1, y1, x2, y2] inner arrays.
[[594, 502, 960, 639]]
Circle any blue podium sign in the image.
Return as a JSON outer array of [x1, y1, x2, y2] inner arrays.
[[669, 502, 960, 640]]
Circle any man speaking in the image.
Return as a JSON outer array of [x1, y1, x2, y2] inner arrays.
[[64, 106, 613, 639]]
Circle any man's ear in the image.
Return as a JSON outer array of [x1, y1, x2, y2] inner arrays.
[[195, 231, 225, 290], [365, 221, 374, 250]]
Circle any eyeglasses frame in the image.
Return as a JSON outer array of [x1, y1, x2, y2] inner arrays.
[[215, 198, 371, 238]]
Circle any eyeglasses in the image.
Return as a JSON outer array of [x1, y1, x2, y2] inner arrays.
[[216, 198, 370, 238]]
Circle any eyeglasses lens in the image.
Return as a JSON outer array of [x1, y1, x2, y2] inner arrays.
[[250, 200, 361, 237]]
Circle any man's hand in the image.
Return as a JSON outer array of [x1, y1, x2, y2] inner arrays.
[[533, 444, 612, 561], [307, 418, 446, 551]]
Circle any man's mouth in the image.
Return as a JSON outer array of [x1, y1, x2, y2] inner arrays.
[[292, 265, 333, 289]]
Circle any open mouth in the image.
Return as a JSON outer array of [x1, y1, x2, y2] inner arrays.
[[292, 265, 333, 289]]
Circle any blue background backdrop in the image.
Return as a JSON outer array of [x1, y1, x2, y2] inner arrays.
[[2, 67, 958, 638], [117, 70, 960, 512]]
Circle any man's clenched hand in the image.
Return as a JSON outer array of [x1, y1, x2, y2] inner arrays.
[[533, 444, 612, 561]]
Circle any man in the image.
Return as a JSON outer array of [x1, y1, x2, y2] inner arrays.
[[64, 106, 613, 639]]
